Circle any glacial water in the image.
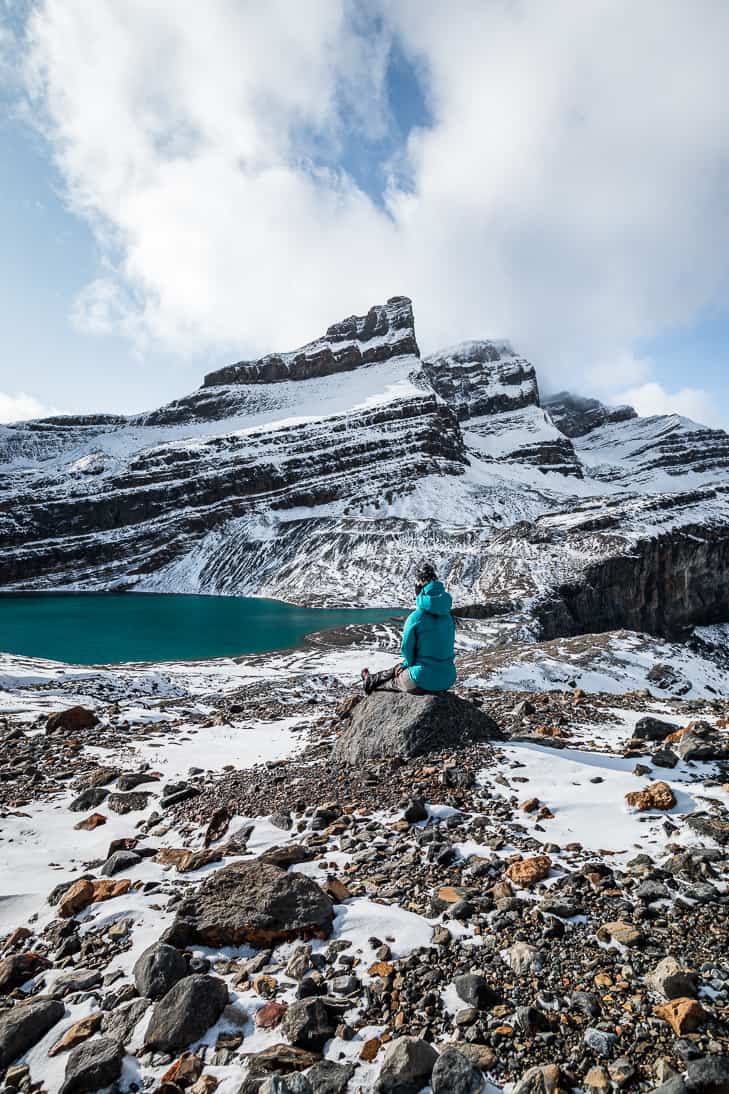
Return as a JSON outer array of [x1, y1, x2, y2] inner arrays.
[[0, 593, 403, 665]]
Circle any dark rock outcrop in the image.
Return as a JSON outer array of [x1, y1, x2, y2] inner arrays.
[[171, 860, 334, 947], [543, 391, 637, 437], [203, 296, 418, 389], [332, 691, 503, 764]]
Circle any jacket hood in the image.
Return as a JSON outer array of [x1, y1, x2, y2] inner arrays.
[[416, 580, 453, 616]]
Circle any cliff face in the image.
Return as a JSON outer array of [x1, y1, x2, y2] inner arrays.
[[1, 295, 728, 647]]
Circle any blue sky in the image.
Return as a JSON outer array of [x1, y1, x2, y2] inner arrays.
[[1, 1, 728, 426]]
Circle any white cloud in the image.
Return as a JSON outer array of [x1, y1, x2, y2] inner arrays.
[[616, 381, 721, 427], [19, 0, 729, 404], [0, 391, 57, 422]]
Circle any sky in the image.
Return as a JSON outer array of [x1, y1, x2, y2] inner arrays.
[[1, 0, 728, 427]]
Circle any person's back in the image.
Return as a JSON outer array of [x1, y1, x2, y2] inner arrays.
[[400, 578, 456, 692], [361, 562, 456, 695]]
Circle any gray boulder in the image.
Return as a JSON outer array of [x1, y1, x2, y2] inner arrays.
[[376, 1036, 438, 1093], [686, 1055, 729, 1094], [647, 956, 698, 1000], [332, 691, 502, 764], [281, 998, 335, 1052], [172, 860, 334, 947], [101, 850, 142, 877], [145, 974, 228, 1052], [133, 942, 188, 1000], [674, 722, 729, 761], [60, 1036, 124, 1094], [0, 999, 65, 1068], [305, 1060, 354, 1094], [431, 1048, 482, 1093], [106, 791, 153, 814], [453, 973, 499, 1009]]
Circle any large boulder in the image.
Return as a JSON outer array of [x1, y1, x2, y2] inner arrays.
[[171, 861, 334, 947], [0, 999, 65, 1068], [332, 691, 502, 764], [59, 1036, 124, 1094], [281, 999, 335, 1052], [376, 1037, 438, 1094], [47, 706, 99, 734], [133, 942, 188, 1000], [144, 975, 229, 1053]]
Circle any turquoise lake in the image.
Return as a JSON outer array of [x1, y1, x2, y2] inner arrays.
[[0, 593, 403, 665]]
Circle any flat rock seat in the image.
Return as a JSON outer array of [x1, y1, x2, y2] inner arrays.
[[332, 690, 503, 764]]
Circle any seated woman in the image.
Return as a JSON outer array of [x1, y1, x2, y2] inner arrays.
[[361, 563, 456, 695]]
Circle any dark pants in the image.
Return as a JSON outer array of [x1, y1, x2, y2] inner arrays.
[[368, 665, 427, 694]]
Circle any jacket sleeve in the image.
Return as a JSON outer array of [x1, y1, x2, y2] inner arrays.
[[400, 611, 420, 667]]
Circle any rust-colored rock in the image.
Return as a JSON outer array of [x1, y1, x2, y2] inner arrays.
[[48, 1013, 102, 1056], [0, 952, 51, 993], [625, 780, 676, 811], [597, 921, 645, 947], [368, 961, 394, 978], [46, 706, 99, 734], [360, 1037, 382, 1062], [242, 1044, 321, 1072], [155, 848, 222, 874], [324, 877, 352, 903], [74, 813, 107, 831], [520, 798, 540, 813], [58, 877, 131, 918], [255, 1002, 288, 1029], [437, 886, 466, 904], [654, 997, 706, 1035], [506, 855, 552, 887], [161, 1053, 204, 1088]]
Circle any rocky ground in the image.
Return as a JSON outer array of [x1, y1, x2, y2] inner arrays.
[[1, 642, 729, 1094]]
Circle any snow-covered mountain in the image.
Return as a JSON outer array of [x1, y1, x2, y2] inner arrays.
[[1, 296, 728, 644]]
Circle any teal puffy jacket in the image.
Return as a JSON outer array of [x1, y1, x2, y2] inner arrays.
[[400, 580, 456, 692]]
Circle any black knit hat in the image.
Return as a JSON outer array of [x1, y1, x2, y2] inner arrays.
[[415, 562, 438, 586]]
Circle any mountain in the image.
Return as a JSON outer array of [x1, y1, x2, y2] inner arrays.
[[1, 295, 728, 648]]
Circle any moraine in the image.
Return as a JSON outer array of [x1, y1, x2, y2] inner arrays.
[[0, 592, 402, 664]]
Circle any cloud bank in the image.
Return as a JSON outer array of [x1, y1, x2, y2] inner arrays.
[[20, 0, 729, 418], [0, 390, 57, 423]]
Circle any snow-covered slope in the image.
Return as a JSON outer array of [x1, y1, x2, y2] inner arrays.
[[1, 296, 728, 645]]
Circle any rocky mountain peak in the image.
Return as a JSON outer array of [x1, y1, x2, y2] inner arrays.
[[543, 390, 637, 437], [422, 341, 539, 422], [203, 295, 418, 389]]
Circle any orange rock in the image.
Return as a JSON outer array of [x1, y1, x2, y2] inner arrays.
[[654, 997, 706, 1035], [161, 1053, 203, 1088], [506, 854, 552, 887], [437, 886, 466, 904], [155, 847, 222, 873], [74, 813, 107, 831], [520, 798, 540, 813], [368, 961, 395, 978], [360, 1037, 381, 1062], [324, 877, 352, 903], [255, 1002, 288, 1029], [58, 877, 131, 918], [90, 879, 131, 904], [58, 880, 96, 918], [625, 781, 676, 812], [48, 1013, 102, 1056], [253, 974, 278, 997]]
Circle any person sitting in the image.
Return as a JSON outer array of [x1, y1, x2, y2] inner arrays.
[[361, 562, 456, 695]]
